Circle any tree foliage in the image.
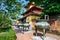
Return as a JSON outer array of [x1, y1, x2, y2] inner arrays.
[[0, 0, 21, 12], [0, 11, 11, 28], [26, 0, 60, 15], [0, 0, 21, 28]]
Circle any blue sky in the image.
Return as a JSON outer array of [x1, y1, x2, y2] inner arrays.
[[18, 0, 28, 6]]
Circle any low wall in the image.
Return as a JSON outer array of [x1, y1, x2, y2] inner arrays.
[[50, 20, 60, 32]]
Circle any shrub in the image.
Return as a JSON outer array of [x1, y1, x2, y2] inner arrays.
[[0, 29, 16, 40]]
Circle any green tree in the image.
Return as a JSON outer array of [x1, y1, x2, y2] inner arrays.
[[0, 11, 11, 28], [0, 0, 21, 28]]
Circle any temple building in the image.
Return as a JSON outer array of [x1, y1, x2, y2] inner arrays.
[[19, 2, 44, 28]]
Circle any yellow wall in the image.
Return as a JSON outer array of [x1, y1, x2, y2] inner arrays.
[[26, 15, 40, 22], [26, 15, 40, 28]]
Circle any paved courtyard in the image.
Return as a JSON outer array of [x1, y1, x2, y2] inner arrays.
[[16, 30, 60, 40]]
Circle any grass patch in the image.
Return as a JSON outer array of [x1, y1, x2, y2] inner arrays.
[[0, 29, 16, 40]]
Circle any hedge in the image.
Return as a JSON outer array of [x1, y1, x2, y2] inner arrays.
[[0, 29, 16, 40]]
